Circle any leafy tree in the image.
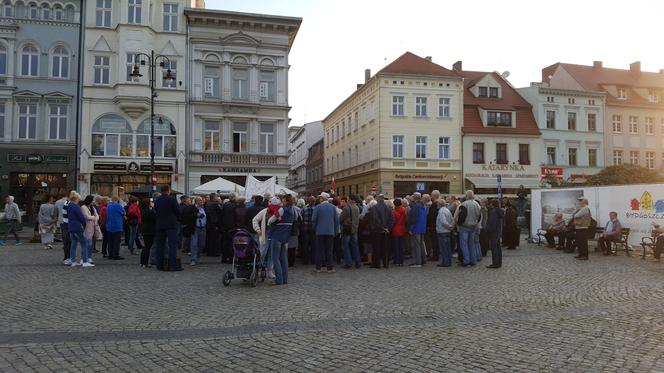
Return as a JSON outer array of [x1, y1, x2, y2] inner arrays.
[[586, 164, 664, 186]]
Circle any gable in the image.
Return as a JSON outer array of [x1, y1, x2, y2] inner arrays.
[[159, 40, 181, 57], [220, 31, 261, 47], [90, 35, 112, 53], [548, 65, 586, 91]]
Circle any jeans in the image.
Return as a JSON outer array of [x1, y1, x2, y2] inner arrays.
[[61, 223, 70, 260], [458, 227, 476, 265], [342, 233, 361, 267], [3, 220, 20, 243], [393, 236, 405, 265], [154, 227, 179, 271], [190, 227, 206, 263], [141, 234, 154, 266], [270, 239, 289, 285], [437, 232, 452, 266], [316, 235, 334, 270], [128, 224, 139, 254], [410, 233, 426, 265], [69, 231, 88, 263], [86, 238, 93, 262], [107, 231, 122, 258], [490, 234, 502, 267], [473, 230, 481, 262]]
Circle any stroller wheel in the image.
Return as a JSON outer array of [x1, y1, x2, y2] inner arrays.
[[222, 271, 232, 287], [259, 267, 266, 283], [250, 270, 258, 287]]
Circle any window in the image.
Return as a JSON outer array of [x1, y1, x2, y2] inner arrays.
[[478, 87, 488, 98], [259, 70, 275, 102], [588, 149, 597, 167], [128, 0, 141, 24], [391, 96, 404, 116], [649, 89, 660, 103], [612, 115, 622, 133], [487, 111, 512, 126], [51, 46, 69, 78], [340, 121, 345, 139], [546, 111, 555, 129], [21, 44, 39, 77], [354, 112, 359, 131], [18, 104, 37, 140], [546, 147, 556, 165], [232, 123, 248, 153], [91, 115, 133, 157], [54, 6, 63, 20], [136, 117, 176, 158], [496, 143, 508, 164], [587, 113, 596, 132], [630, 151, 639, 165], [392, 135, 404, 158], [489, 87, 498, 98], [94, 56, 110, 84], [617, 87, 626, 100], [613, 150, 623, 165], [163, 3, 178, 32], [96, 0, 112, 27], [438, 137, 450, 159], [0, 45, 6, 76], [567, 112, 576, 130], [203, 66, 220, 97], [0, 104, 4, 138], [415, 136, 427, 159], [588, 99, 595, 105], [645, 117, 654, 134], [259, 124, 274, 153], [629, 116, 638, 134], [518, 144, 530, 165], [42, 4, 50, 19], [438, 97, 451, 117], [472, 143, 485, 164], [546, 96, 554, 103], [4, 2, 12, 17], [29, 3, 39, 19], [162, 60, 176, 88], [646, 151, 655, 169], [232, 69, 248, 100], [204, 121, 220, 151], [48, 105, 67, 140], [568, 148, 577, 166], [126, 53, 140, 82], [415, 97, 427, 117], [568, 98, 575, 104]]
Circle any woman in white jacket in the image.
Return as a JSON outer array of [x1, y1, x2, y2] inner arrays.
[[81, 195, 100, 266], [252, 207, 274, 278]]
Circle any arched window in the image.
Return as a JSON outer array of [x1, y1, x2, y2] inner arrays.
[[64, 4, 74, 21], [137, 117, 176, 158], [91, 115, 134, 157], [232, 56, 247, 64], [28, 2, 38, 18], [53, 5, 63, 20], [3, 1, 12, 17], [21, 44, 39, 76], [0, 45, 6, 76], [41, 3, 50, 19], [51, 46, 69, 78]]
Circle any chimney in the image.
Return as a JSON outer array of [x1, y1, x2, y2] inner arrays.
[[364, 69, 371, 83], [452, 61, 462, 72], [191, 0, 206, 7], [356, 84, 363, 89], [593, 61, 602, 69], [630, 61, 641, 73], [425, 56, 432, 62]]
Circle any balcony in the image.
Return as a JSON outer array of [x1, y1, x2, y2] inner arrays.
[[189, 151, 289, 168]]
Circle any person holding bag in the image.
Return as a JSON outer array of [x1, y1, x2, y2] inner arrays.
[[572, 197, 592, 261]]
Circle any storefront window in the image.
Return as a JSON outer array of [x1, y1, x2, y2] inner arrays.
[[137, 116, 176, 158], [91, 114, 133, 157]]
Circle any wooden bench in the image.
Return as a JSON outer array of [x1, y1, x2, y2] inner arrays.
[[610, 228, 631, 256]]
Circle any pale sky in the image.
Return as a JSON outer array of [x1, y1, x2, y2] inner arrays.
[[206, 0, 664, 127]]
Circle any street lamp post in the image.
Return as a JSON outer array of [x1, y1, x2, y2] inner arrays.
[[130, 50, 175, 192]]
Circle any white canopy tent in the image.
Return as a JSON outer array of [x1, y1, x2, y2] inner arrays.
[[191, 177, 245, 195], [274, 184, 298, 196]]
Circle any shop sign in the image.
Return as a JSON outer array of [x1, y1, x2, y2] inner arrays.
[[94, 163, 127, 171], [481, 164, 525, 172], [140, 164, 174, 172], [26, 154, 43, 164], [394, 174, 447, 180], [7, 154, 25, 163], [44, 155, 69, 163], [219, 167, 258, 173], [541, 167, 564, 180], [128, 162, 140, 173]]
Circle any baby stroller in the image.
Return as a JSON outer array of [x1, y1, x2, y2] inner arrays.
[[222, 229, 266, 287]]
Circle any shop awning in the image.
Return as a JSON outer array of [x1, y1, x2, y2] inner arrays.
[[465, 177, 540, 189]]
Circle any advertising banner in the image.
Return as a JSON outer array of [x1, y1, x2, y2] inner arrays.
[[245, 175, 276, 198]]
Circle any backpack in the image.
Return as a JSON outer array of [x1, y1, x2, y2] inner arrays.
[[456, 205, 467, 226]]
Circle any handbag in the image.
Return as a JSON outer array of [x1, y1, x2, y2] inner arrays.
[[94, 224, 103, 240], [573, 216, 591, 228]]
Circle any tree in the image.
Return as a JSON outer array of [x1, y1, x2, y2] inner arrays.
[[585, 164, 664, 186]]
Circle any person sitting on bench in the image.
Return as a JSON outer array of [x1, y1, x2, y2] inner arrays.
[[545, 213, 566, 249], [598, 211, 622, 256]]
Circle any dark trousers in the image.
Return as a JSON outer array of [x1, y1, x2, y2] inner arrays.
[[333, 235, 342, 264], [206, 227, 221, 256], [545, 231, 566, 247], [576, 229, 589, 258], [107, 231, 122, 258], [155, 227, 178, 271], [141, 234, 154, 266], [426, 230, 439, 261], [315, 235, 334, 270], [372, 233, 389, 268], [479, 229, 489, 257], [490, 234, 502, 267], [61, 223, 70, 260], [598, 235, 617, 255], [301, 230, 316, 264], [393, 236, 405, 265], [101, 225, 109, 256]]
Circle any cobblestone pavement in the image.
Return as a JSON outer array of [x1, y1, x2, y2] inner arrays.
[[1, 240, 664, 372]]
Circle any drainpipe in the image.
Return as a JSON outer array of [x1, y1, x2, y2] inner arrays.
[[74, 0, 85, 191], [184, 13, 190, 194]]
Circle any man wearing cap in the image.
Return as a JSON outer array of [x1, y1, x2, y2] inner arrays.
[[572, 197, 592, 260], [312, 192, 339, 273]]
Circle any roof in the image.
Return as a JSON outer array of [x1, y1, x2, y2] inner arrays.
[[377, 52, 458, 78], [456, 70, 540, 135]]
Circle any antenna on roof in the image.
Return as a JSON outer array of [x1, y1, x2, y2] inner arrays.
[[501, 71, 510, 79]]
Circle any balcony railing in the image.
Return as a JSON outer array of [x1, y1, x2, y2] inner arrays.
[[190, 151, 289, 166]]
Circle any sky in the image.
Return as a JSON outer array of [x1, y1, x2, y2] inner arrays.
[[206, 0, 664, 127]]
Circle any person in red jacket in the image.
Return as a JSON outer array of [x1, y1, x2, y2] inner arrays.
[[127, 196, 142, 255], [391, 198, 407, 266]]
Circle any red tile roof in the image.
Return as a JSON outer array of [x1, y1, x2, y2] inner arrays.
[[377, 52, 458, 77], [456, 70, 540, 135]]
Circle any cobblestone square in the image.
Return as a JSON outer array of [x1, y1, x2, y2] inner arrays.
[[1, 241, 664, 372]]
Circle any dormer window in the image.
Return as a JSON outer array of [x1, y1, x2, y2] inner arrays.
[[617, 87, 627, 100], [478, 87, 488, 98], [487, 111, 512, 127], [489, 87, 498, 98], [648, 89, 659, 103]]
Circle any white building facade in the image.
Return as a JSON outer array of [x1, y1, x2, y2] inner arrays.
[[185, 8, 301, 191], [287, 121, 323, 193], [78, 0, 192, 197]]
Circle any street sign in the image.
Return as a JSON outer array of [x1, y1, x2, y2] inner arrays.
[[415, 182, 426, 193]]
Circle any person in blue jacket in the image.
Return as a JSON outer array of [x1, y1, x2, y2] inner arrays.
[[407, 192, 428, 268], [153, 185, 182, 271], [312, 192, 339, 273], [66, 192, 92, 267], [105, 196, 126, 260]]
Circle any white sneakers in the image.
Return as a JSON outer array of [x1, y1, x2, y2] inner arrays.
[[71, 261, 81, 267], [69, 260, 95, 267], [63, 259, 72, 266], [82, 262, 95, 268]]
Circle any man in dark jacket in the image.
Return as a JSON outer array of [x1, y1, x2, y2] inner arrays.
[[205, 194, 222, 257], [179, 196, 193, 254], [153, 185, 182, 271], [371, 194, 394, 266], [426, 190, 441, 262], [221, 194, 238, 263], [245, 195, 264, 233]]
